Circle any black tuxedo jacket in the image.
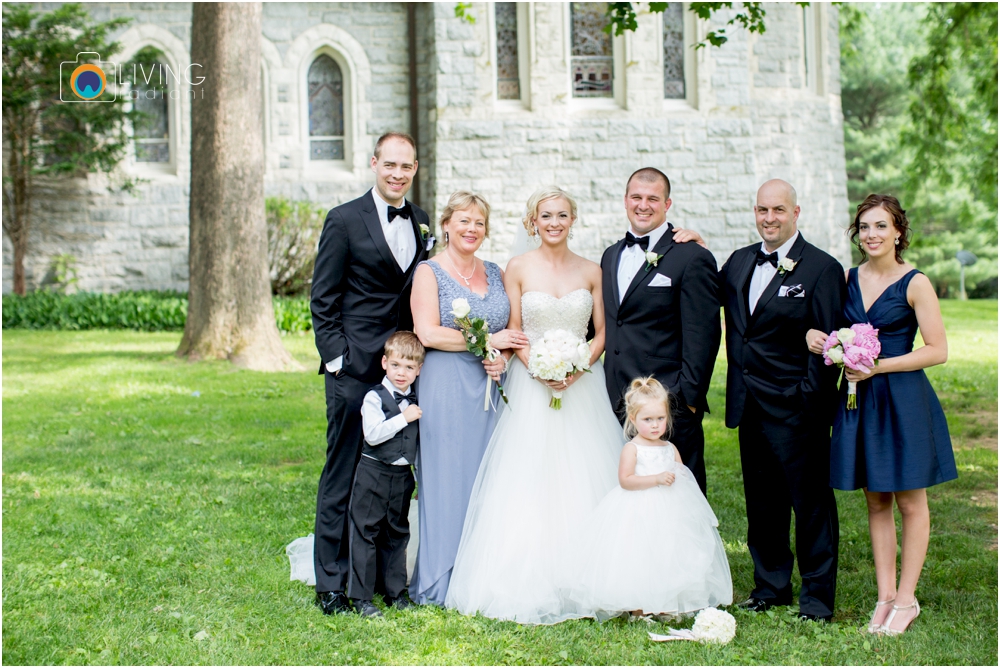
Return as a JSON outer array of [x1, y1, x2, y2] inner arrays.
[[719, 233, 846, 429], [310, 189, 429, 383], [601, 223, 722, 416]]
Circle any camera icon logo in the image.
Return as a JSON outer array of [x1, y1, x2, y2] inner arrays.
[[60, 52, 118, 102]]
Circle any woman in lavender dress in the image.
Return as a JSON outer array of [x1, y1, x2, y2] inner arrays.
[[409, 191, 526, 606]]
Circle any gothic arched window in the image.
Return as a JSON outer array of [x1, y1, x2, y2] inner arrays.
[[131, 47, 170, 163], [308, 54, 344, 161], [571, 2, 613, 98]]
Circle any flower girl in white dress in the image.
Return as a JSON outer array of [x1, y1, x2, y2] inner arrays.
[[568, 377, 733, 619]]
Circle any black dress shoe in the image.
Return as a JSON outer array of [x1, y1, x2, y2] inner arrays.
[[798, 612, 832, 622], [384, 593, 414, 610], [351, 599, 383, 618], [315, 591, 351, 615], [737, 597, 776, 612]]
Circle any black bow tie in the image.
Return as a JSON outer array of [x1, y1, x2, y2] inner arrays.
[[386, 203, 412, 222], [624, 232, 650, 251], [755, 249, 778, 268], [393, 390, 416, 405]]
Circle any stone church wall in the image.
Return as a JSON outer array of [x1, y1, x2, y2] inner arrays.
[[3, 2, 850, 293]]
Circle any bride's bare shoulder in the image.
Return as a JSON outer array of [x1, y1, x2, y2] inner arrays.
[[575, 256, 603, 285]]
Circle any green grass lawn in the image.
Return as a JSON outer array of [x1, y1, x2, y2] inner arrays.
[[3, 301, 996, 665]]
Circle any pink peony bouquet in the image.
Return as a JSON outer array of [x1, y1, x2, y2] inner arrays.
[[822, 323, 881, 409]]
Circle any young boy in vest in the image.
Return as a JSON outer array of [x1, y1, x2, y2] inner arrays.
[[347, 331, 424, 617]]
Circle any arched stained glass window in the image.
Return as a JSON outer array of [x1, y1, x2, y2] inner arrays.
[[131, 49, 170, 163], [662, 3, 685, 99], [308, 54, 344, 161], [571, 2, 613, 98]]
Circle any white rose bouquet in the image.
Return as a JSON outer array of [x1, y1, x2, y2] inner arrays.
[[526, 329, 591, 409], [648, 607, 737, 645], [451, 298, 509, 409]]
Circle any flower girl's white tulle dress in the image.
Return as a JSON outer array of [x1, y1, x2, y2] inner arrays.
[[567, 441, 733, 618], [445, 289, 625, 624]]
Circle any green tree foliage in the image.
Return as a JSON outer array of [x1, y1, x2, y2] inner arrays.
[[838, 3, 997, 297], [905, 3, 998, 211], [605, 2, 806, 48], [2, 3, 136, 295]]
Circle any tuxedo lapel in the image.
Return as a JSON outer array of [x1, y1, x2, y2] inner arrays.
[[621, 225, 675, 307], [361, 190, 404, 277], [750, 233, 808, 324], [606, 238, 626, 308], [735, 248, 755, 331]]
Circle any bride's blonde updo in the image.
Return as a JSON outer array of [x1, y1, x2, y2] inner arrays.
[[622, 376, 672, 440], [522, 186, 578, 237]]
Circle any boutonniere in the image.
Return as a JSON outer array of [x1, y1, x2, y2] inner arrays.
[[420, 224, 436, 251], [777, 257, 798, 275], [644, 251, 664, 273]]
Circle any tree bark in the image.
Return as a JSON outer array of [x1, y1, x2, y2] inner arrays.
[[3, 109, 33, 296], [177, 2, 300, 371]]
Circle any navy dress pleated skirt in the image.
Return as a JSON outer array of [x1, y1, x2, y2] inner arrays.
[[830, 268, 957, 492]]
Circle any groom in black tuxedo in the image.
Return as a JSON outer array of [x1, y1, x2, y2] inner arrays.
[[310, 132, 431, 614], [720, 179, 845, 621], [602, 168, 721, 495]]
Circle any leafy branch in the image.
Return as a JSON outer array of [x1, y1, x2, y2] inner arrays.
[[605, 2, 809, 49]]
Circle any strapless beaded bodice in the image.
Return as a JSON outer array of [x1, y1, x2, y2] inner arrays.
[[634, 442, 677, 476], [520, 289, 593, 345]]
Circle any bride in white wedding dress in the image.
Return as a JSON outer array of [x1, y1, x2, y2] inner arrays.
[[445, 187, 626, 624]]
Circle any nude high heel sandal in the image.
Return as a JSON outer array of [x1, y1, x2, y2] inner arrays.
[[866, 598, 895, 634], [879, 599, 920, 636]]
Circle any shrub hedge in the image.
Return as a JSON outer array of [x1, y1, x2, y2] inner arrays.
[[2, 291, 313, 333]]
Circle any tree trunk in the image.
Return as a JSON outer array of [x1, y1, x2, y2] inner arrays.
[[3, 109, 32, 296], [177, 2, 300, 371]]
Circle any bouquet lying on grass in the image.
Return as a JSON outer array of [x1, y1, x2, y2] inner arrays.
[[648, 607, 737, 645], [451, 298, 509, 409], [822, 323, 881, 409], [526, 329, 591, 409]]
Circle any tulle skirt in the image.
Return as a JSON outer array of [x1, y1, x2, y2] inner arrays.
[[445, 357, 625, 624], [565, 466, 733, 619]]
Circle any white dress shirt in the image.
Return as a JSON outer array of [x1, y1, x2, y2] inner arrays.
[[617, 222, 671, 303], [324, 190, 417, 375], [371, 188, 417, 272], [360, 376, 413, 466], [748, 231, 799, 314]]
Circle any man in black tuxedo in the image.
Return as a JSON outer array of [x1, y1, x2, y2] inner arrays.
[[310, 132, 431, 615], [601, 167, 721, 495], [720, 179, 846, 621]]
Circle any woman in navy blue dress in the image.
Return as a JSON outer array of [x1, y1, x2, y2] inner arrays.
[[807, 194, 956, 636]]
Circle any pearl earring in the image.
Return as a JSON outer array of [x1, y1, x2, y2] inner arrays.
[[895, 238, 900, 245], [444, 232, 449, 244]]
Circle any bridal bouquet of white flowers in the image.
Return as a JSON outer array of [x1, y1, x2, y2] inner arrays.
[[526, 329, 591, 409], [647, 607, 737, 645]]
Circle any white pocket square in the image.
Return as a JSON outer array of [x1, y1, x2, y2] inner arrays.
[[778, 284, 805, 297], [649, 274, 672, 287]]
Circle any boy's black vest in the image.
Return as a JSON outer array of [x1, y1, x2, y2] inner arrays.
[[362, 384, 418, 465]]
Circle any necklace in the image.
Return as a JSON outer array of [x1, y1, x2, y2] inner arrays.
[[446, 252, 476, 286]]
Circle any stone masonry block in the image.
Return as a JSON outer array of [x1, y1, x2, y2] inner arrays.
[[593, 142, 629, 159], [449, 121, 503, 140], [629, 137, 652, 153], [683, 167, 718, 184]]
